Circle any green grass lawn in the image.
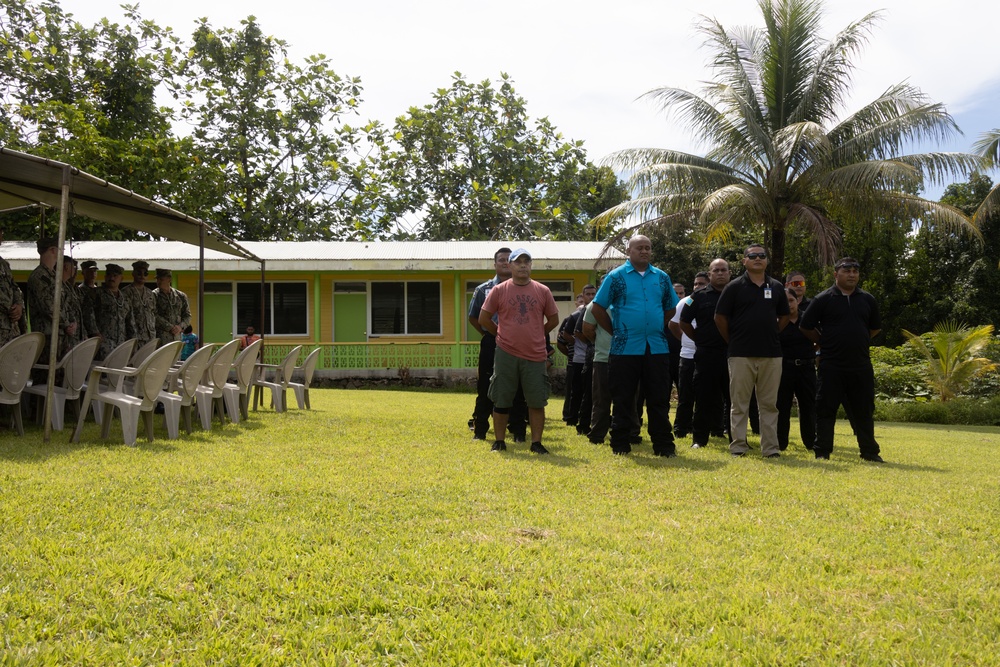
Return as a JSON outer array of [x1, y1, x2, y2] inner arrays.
[[2, 389, 999, 665]]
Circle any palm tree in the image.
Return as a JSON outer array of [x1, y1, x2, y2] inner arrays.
[[902, 321, 997, 402], [595, 0, 984, 277], [972, 129, 1000, 228]]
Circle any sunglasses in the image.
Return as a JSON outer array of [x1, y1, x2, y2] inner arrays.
[[745, 252, 767, 260], [786, 280, 806, 287], [836, 263, 861, 270]]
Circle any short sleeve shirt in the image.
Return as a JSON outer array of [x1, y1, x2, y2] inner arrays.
[[482, 279, 558, 362], [582, 302, 612, 364], [800, 285, 881, 367], [593, 260, 678, 356], [715, 272, 790, 357], [679, 285, 727, 355]]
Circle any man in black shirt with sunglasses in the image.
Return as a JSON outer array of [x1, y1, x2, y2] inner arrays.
[[800, 257, 884, 462]]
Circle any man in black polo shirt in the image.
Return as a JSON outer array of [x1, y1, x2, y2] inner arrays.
[[679, 258, 732, 449], [800, 257, 884, 462], [715, 244, 790, 458]]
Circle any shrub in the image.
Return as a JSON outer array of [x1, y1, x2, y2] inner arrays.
[[875, 395, 1000, 425]]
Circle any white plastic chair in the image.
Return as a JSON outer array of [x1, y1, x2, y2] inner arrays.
[[222, 338, 263, 423], [0, 333, 45, 436], [194, 339, 241, 430], [72, 341, 182, 447], [129, 338, 159, 367], [289, 347, 321, 410], [23, 336, 101, 431], [252, 346, 301, 413], [163, 344, 215, 436], [88, 338, 136, 426]]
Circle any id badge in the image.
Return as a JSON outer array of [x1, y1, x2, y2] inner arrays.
[[764, 288, 772, 299]]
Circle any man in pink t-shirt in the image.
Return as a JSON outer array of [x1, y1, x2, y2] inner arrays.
[[479, 248, 560, 454]]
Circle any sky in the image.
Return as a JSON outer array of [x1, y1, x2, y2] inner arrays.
[[62, 0, 1000, 200]]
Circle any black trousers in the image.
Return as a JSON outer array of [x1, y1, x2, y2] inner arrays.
[[576, 361, 593, 433], [563, 361, 580, 423], [608, 349, 674, 455], [815, 362, 880, 458], [692, 349, 730, 445], [776, 359, 816, 450], [674, 356, 696, 435], [473, 334, 496, 438]]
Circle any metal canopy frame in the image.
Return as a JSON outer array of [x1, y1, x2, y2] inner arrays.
[[0, 147, 264, 441]]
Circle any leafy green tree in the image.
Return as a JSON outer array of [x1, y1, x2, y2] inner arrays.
[[0, 0, 220, 240], [902, 321, 997, 401], [169, 17, 380, 241], [593, 0, 982, 278], [384, 73, 622, 241], [890, 174, 1000, 343]]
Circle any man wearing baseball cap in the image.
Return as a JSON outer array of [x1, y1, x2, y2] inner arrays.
[[94, 263, 135, 359], [153, 268, 191, 345], [478, 248, 560, 454], [122, 260, 156, 346], [78, 260, 100, 340]]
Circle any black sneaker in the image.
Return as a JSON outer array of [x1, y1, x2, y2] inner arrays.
[[473, 434, 486, 441], [691, 442, 706, 449], [530, 442, 549, 455], [491, 441, 507, 452], [815, 451, 830, 460], [655, 450, 677, 458], [861, 454, 885, 463]]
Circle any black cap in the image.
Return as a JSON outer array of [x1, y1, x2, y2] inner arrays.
[[155, 268, 172, 278], [62, 255, 78, 265], [105, 263, 124, 276], [36, 237, 58, 254], [81, 260, 97, 270], [132, 260, 150, 271]]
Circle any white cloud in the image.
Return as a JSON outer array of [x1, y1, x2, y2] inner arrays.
[[63, 0, 1000, 174]]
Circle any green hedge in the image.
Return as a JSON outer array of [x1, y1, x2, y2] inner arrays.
[[869, 335, 1000, 425]]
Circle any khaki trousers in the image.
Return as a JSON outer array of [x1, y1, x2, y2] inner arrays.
[[728, 356, 783, 456]]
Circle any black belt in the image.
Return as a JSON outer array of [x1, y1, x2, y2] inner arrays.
[[784, 358, 814, 366]]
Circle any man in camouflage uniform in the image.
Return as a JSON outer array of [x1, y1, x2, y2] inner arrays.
[[153, 268, 191, 345], [78, 260, 101, 340], [94, 264, 136, 359], [121, 260, 156, 347], [27, 238, 77, 367], [0, 229, 25, 346], [59, 255, 83, 357]]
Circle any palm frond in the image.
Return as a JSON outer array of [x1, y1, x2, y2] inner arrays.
[[973, 182, 1000, 227], [790, 9, 883, 123], [830, 84, 962, 161], [760, 0, 825, 128], [786, 202, 841, 264], [971, 128, 1000, 164]]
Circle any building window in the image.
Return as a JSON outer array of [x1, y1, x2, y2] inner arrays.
[[371, 281, 441, 335], [236, 282, 308, 335]]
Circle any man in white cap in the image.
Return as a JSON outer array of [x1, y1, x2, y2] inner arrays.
[[478, 248, 560, 454]]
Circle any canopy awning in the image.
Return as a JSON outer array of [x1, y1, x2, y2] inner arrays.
[[0, 147, 259, 262]]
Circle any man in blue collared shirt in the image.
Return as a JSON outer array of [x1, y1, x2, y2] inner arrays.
[[592, 235, 680, 456]]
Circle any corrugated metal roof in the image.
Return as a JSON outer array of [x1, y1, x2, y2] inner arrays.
[[3, 240, 623, 272]]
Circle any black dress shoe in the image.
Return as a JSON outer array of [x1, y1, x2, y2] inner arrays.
[[861, 454, 885, 463], [491, 441, 507, 452], [815, 452, 830, 460], [530, 442, 549, 454], [655, 450, 677, 458]]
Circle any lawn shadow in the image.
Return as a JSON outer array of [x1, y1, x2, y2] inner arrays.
[[495, 447, 587, 468], [626, 452, 728, 472]]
